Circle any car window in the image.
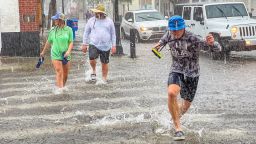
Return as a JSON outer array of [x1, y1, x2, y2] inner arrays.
[[174, 5, 183, 16], [206, 4, 248, 18], [135, 12, 165, 22], [193, 7, 203, 21], [125, 12, 132, 21], [130, 13, 134, 22], [183, 7, 191, 20]]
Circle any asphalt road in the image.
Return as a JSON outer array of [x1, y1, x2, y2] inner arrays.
[[0, 39, 256, 143]]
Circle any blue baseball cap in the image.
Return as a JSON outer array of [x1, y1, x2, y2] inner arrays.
[[168, 15, 185, 31], [51, 12, 65, 20]]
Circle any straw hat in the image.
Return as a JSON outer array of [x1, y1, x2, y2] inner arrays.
[[91, 4, 106, 14]]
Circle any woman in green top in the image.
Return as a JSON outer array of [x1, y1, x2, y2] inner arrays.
[[40, 12, 73, 94]]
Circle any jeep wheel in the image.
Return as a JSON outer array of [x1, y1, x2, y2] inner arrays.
[[211, 34, 229, 60], [211, 34, 221, 60]]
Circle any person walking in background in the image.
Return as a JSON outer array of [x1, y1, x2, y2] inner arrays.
[[82, 4, 116, 85], [153, 15, 221, 141], [85, 10, 92, 22], [40, 12, 73, 94]]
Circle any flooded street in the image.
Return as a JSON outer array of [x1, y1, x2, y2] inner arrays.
[[1, 0, 256, 143], [1, 34, 256, 143]]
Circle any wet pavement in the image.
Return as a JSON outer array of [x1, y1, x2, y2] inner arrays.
[[1, 20, 256, 143]]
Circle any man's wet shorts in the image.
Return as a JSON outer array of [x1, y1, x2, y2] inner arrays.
[[168, 72, 199, 102], [89, 45, 110, 64]]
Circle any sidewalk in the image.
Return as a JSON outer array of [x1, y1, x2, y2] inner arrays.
[[0, 19, 87, 72]]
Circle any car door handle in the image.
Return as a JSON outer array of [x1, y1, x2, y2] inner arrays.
[[191, 24, 195, 26]]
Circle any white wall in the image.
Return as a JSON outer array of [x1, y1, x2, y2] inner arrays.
[[128, 0, 140, 11], [0, 0, 20, 32]]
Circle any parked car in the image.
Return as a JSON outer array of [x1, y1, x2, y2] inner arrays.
[[174, 2, 256, 60], [121, 9, 168, 43]]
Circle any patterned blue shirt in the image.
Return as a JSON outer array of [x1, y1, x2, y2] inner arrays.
[[159, 31, 222, 77]]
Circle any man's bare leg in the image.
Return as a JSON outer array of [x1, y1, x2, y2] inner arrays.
[[90, 59, 97, 74], [168, 84, 182, 132], [102, 63, 108, 81], [179, 100, 191, 117]]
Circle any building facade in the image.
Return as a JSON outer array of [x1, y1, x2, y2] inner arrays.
[[155, 0, 174, 16], [178, 0, 256, 13], [118, 0, 173, 18], [139, 0, 173, 17], [0, 0, 41, 57]]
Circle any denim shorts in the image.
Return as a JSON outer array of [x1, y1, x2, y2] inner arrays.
[[89, 45, 110, 64], [168, 72, 199, 102]]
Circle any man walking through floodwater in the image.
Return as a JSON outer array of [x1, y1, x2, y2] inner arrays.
[[153, 15, 221, 141], [81, 4, 116, 84]]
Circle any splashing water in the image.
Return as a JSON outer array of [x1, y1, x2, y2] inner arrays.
[[84, 62, 106, 85], [94, 112, 146, 126], [75, 110, 84, 116], [198, 127, 204, 137], [93, 106, 172, 134], [4, 98, 8, 105], [95, 79, 107, 85], [84, 67, 101, 82]]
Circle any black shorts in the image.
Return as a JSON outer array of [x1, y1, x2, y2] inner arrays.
[[168, 72, 199, 102], [89, 45, 110, 64]]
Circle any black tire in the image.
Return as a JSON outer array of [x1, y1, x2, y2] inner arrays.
[[211, 34, 230, 60], [210, 34, 221, 60], [121, 28, 126, 39], [135, 31, 141, 43]]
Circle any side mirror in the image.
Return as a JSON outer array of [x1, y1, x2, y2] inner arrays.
[[128, 18, 133, 22], [249, 13, 252, 18]]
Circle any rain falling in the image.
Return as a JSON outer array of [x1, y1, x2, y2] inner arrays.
[[0, 0, 256, 143]]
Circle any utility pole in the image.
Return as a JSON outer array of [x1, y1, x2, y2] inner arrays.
[[62, 0, 64, 13], [47, 0, 56, 29], [113, 0, 124, 56]]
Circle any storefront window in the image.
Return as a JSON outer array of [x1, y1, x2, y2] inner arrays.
[[140, 0, 152, 9]]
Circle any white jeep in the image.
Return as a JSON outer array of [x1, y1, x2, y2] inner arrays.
[[175, 2, 256, 59]]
